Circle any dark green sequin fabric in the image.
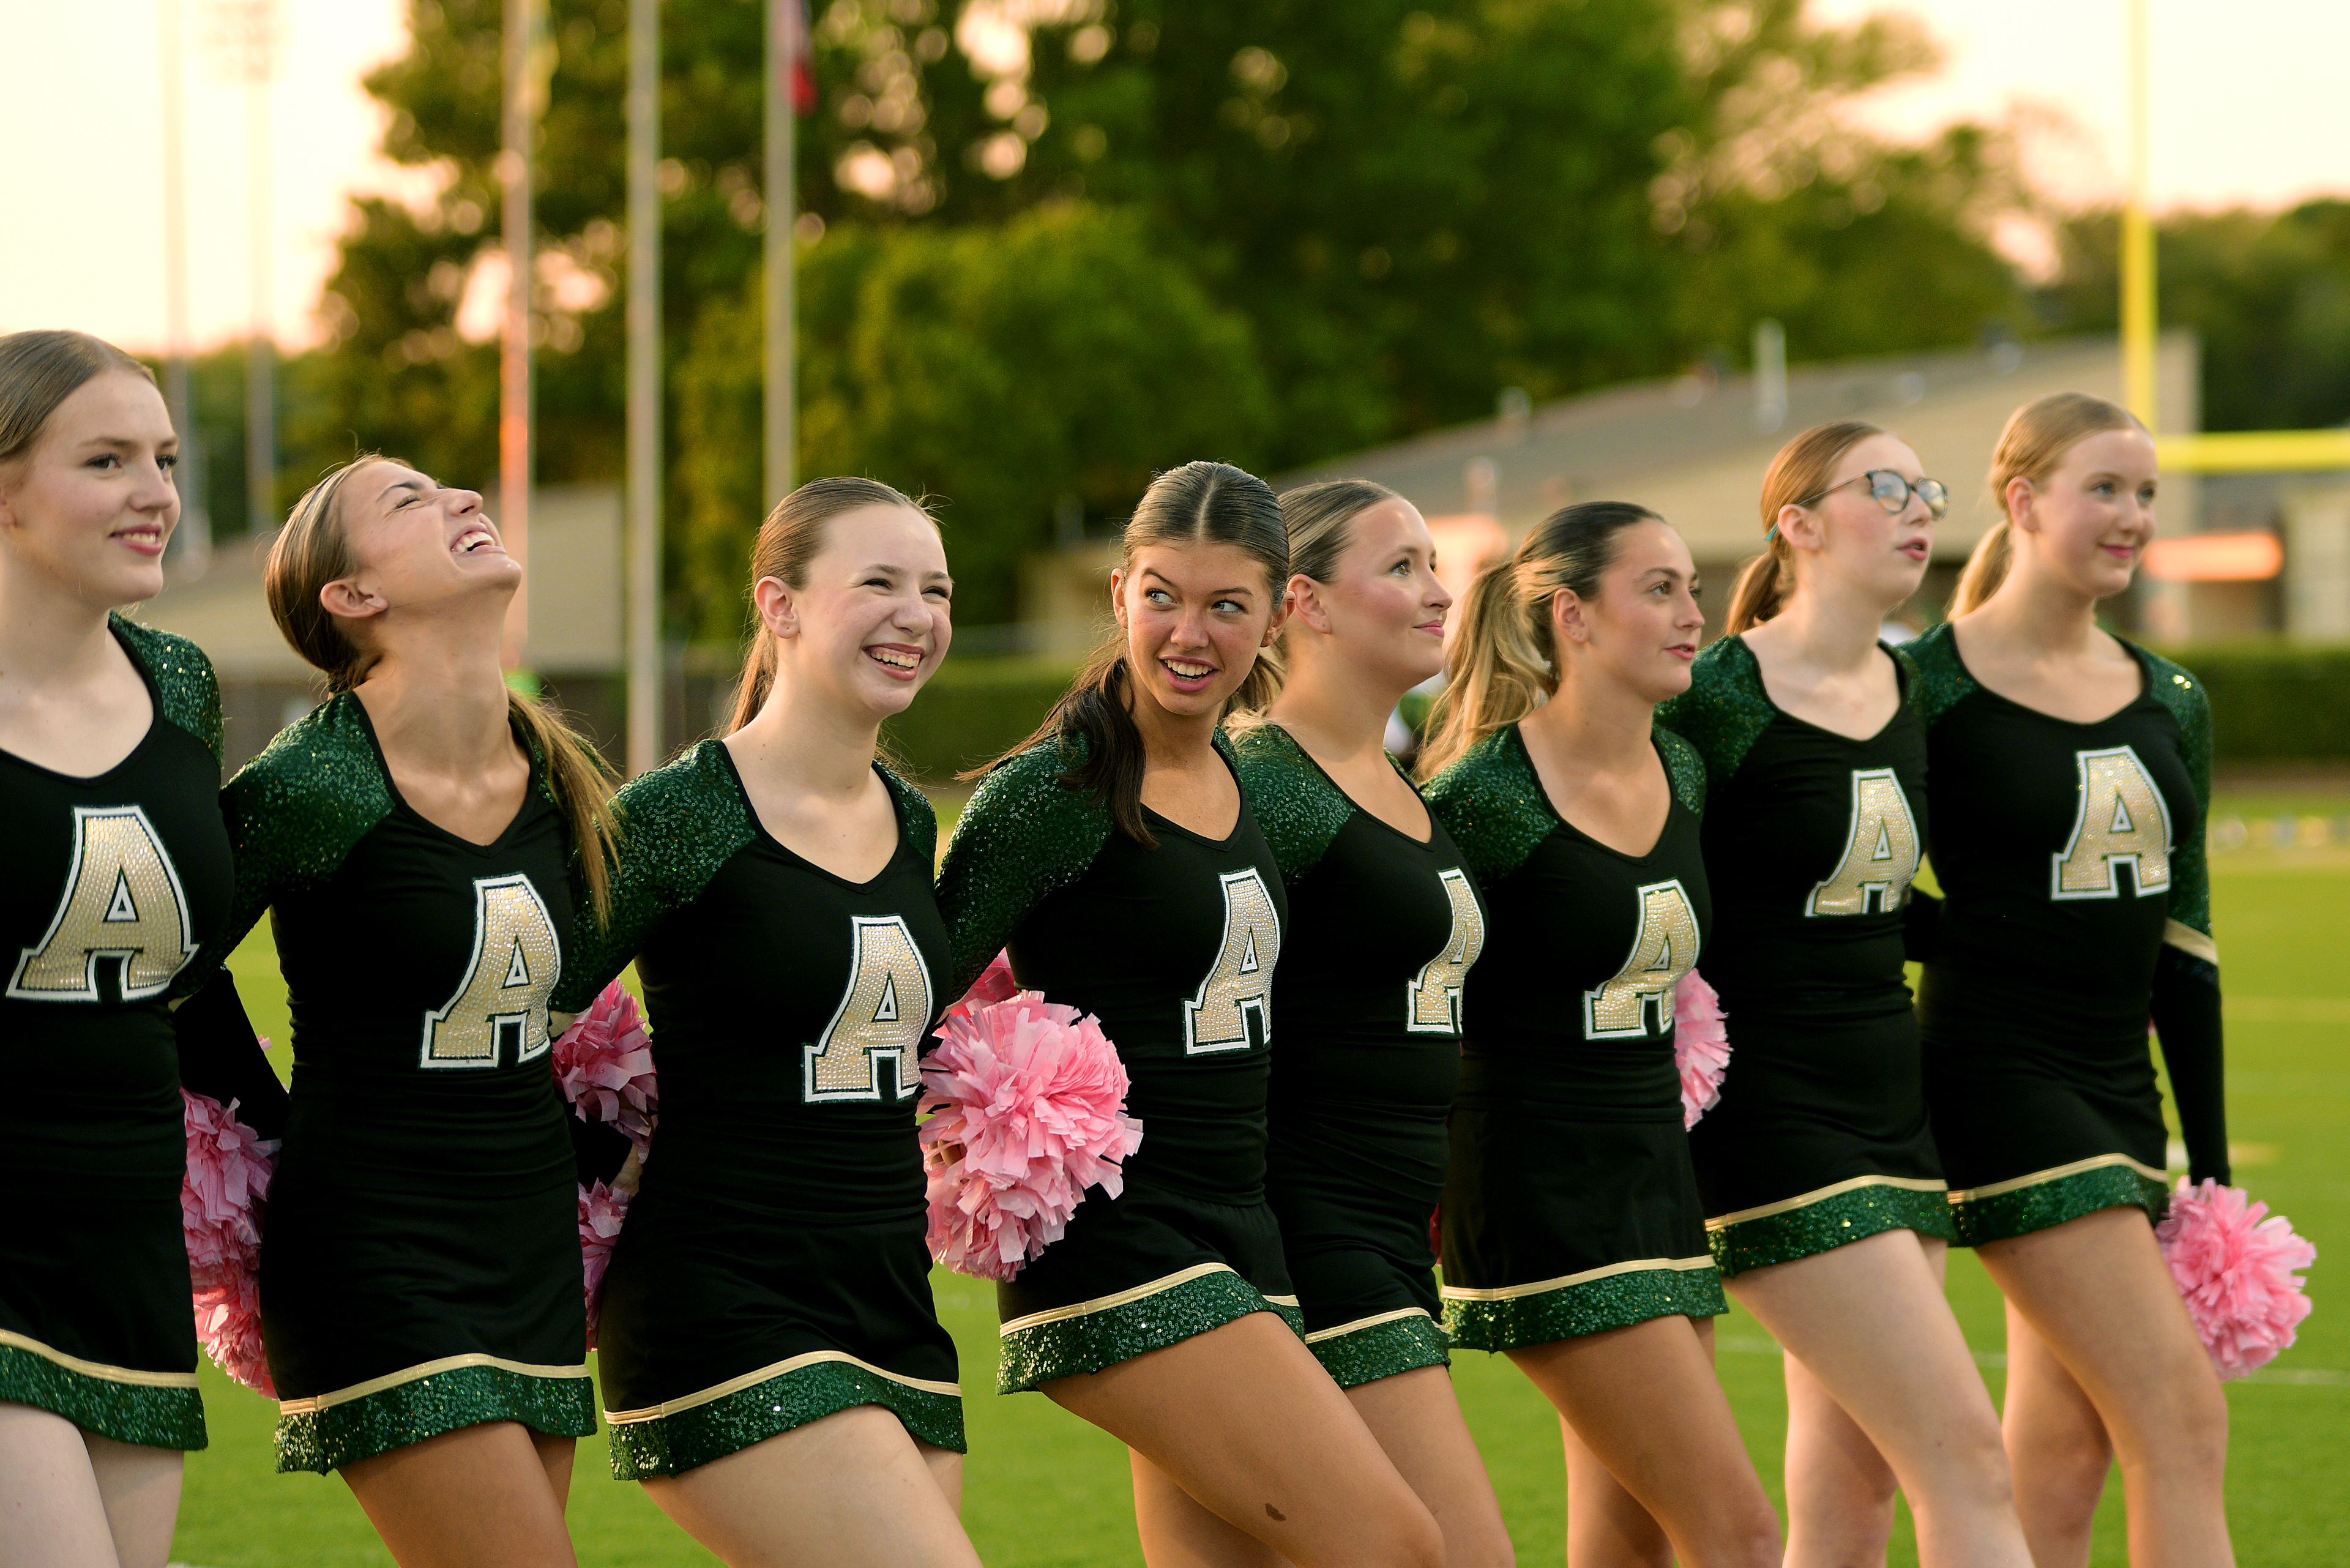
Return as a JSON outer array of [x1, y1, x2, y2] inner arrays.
[[934, 738, 1114, 998], [274, 1361, 597, 1474], [1425, 722, 1703, 883], [1226, 721, 1360, 881], [1707, 1182, 1956, 1277], [112, 613, 224, 768], [1903, 621, 1977, 730], [550, 739, 758, 1013], [1443, 1264, 1728, 1353], [1656, 637, 1775, 786], [996, 1268, 1306, 1394], [0, 1338, 205, 1450], [2140, 646, 2215, 939], [1307, 1313, 1450, 1391], [605, 1359, 964, 1480], [203, 693, 397, 971], [1950, 1162, 2169, 1249]]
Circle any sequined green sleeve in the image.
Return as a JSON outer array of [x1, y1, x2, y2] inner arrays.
[[1228, 722, 1357, 883], [1904, 621, 1977, 730], [1655, 637, 1770, 787], [2133, 646, 2214, 942], [1654, 726, 1706, 816], [1422, 725, 1559, 887], [934, 739, 1112, 997], [550, 741, 756, 1014], [113, 613, 223, 769], [203, 693, 394, 973], [879, 764, 938, 866]]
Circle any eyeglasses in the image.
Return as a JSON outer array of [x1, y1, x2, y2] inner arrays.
[[1796, 469, 1949, 521]]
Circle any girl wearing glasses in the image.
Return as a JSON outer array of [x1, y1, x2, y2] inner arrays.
[[1660, 425, 2034, 1568], [1910, 394, 2232, 1567], [1422, 503, 1781, 1568]]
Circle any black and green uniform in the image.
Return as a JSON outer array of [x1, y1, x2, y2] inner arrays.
[[936, 734, 1297, 1394], [0, 619, 239, 1450], [1657, 637, 1952, 1276], [181, 693, 595, 1473], [1231, 722, 1483, 1389], [1908, 624, 2225, 1244], [551, 741, 961, 1479], [1425, 724, 1727, 1350]]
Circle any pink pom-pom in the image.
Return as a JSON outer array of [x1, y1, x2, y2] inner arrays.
[[949, 952, 1021, 1018], [578, 1180, 632, 1351], [2157, 1178, 2317, 1380], [920, 988, 1144, 1282], [181, 1088, 278, 1395], [1673, 969, 1731, 1130], [552, 982, 657, 1159]]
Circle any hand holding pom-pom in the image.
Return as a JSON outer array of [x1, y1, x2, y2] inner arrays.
[[921, 977, 1144, 1282], [2158, 1178, 2317, 1379], [1673, 969, 1731, 1130], [578, 1180, 633, 1350], [182, 1085, 278, 1395], [552, 982, 657, 1159]]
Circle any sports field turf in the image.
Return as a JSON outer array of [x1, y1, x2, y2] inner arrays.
[[169, 808, 2346, 1567]]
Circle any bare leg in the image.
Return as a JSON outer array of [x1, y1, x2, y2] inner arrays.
[[1042, 1310, 1445, 1568], [638, 1404, 981, 1568], [1979, 1207, 2232, 1568], [0, 1403, 144, 1568], [1730, 1229, 2028, 1568], [81, 1433, 185, 1568], [1561, 1411, 1671, 1568], [340, 1421, 578, 1568], [1130, 1448, 1292, 1568], [1344, 1365, 1516, 1568], [1780, 1351, 1895, 1568], [1998, 1301, 2109, 1568], [1505, 1315, 1780, 1568]]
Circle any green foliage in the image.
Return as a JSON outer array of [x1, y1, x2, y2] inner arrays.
[[876, 652, 1083, 783], [2163, 642, 2350, 763], [2046, 199, 2350, 432]]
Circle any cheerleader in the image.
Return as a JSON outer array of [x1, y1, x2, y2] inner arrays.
[[937, 461, 1447, 1568], [550, 478, 979, 1566], [1911, 393, 2233, 1566], [0, 331, 262, 1568], [1419, 502, 1779, 1568], [177, 455, 620, 1566], [1229, 479, 1513, 1567], [1658, 425, 2030, 1568]]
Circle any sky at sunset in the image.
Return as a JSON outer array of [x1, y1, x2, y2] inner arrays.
[[4, 0, 2346, 355]]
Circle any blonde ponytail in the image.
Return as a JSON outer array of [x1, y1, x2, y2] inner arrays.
[[1949, 521, 2013, 618], [1954, 392, 2143, 618], [1417, 501, 1659, 779], [1729, 421, 1885, 635]]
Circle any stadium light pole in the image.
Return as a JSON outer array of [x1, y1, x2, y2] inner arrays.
[[200, 0, 278, 534], [626, 0, 662, 775], [160, 0, 210, 573], [501, 0, 546, 668], [764, 0, 799, 510]]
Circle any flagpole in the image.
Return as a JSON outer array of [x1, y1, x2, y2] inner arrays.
[[625, 0, 662, 775], [501, 0, 543, 667], [763, 0, 796, 510]]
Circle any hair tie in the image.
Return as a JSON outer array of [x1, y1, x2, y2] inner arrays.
[[1763, 523, 1780, 542]]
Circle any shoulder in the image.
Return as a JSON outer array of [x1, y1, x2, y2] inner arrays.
[[611, 739, 752, 840], [110, 614, 223, 765], [1424, 727, 1555, 883], [877, 761, 938, 862], [2133, 643, 2212, 736], [963, 737, 1092, 820], [1903, 621, 1976, 728], [1653, 725, 1707, 815], [1655, 636, 1770, 782], [1228, 722, 1354, 880], [221, 693, 392, 870]]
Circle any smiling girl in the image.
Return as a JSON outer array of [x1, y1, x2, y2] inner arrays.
[[176, 454, 621, 1566], [1910, 393, 2234, 1567], [550, 477, 979, 1567], [1230, 480, 1513, 1567], [0, 330, 255, 1568], [938, 461, 1446, 1568], [1420, 502, 1780, 1568], [1659, 425, 2032, 1568]]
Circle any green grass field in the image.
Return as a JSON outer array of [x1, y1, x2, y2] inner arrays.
[[170, 807, 2347, 1567]]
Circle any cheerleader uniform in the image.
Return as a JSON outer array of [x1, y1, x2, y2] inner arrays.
[[0, 619, 237, 1450], [1657, 637, 1952, 1277], [1908, 624, 2226, 1243], [180, 693, 595, 1473], [550, 742, 961, 1479], [935, 734, 1296, 1394], [1424, 724, 1727, 1350], [1230, 722, 1485, 1388]]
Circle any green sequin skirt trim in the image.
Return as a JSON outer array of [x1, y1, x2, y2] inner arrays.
[[997, 1263, 1306, 1394], [1302, 1309, 1450, 1391], [1949, 1154, 2169, 1249], [0, 1331, 204, 1451], [274, 1354, 596, 1473], [1442, 1256, 1725, 1353], [603, 1351, 965, 1480], [1707, 1176, 1956, 1278]]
